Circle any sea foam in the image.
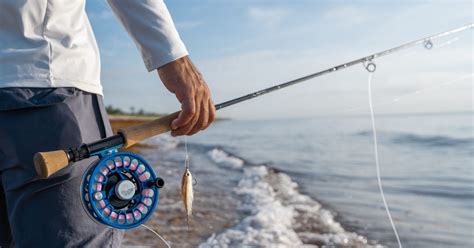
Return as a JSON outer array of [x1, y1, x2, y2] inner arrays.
[[199, 162, 382, 247], [208, 148, 244, 169], [142, 133, 179, 150]]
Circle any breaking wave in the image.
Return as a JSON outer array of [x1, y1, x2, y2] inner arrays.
[[207, 148, 244, 169], [142, 133, 179, 150], [202, 148, 382, 248]]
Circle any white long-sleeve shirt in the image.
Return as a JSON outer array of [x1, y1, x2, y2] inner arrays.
[[0, 0, 188, 95]]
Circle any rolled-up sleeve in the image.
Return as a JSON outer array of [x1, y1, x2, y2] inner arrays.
[[107, 0, 188, 71]]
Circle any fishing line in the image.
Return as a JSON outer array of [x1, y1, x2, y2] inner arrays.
[[381, 73, 472, 105], [141, 224, 171, 248], [434, 37, 460, 49], [183, 136, 197, 186], [184, 136, 190, 169], [367, 73, 402, 248]]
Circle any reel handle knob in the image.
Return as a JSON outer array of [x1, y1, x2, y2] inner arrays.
[[154, 177, 165, 188], [34, 150, 69, 178]]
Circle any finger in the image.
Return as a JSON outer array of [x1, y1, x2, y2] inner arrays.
[[207, 99, 216, 129], [171, 92, 195, 130], [171, 97, 201, 136], [189, 99, 209, 135]]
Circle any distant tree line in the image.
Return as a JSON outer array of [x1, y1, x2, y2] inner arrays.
[[106, 105, 160, 117]]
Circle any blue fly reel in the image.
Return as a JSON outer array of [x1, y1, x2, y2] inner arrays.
[[81, 152, 164, 229]]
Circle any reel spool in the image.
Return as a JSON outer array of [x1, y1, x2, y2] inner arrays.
[[81, 152, 164, 229]]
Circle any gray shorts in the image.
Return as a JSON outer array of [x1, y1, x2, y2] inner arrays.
[[0, 88, 123, 247]]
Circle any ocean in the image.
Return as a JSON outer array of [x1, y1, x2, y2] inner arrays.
[[133, 112, 473, 247]]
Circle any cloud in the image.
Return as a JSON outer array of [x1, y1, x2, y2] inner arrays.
[[247, 6, 290, 28]]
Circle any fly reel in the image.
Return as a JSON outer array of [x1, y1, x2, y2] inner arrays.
[[81, 152, 164, 229]]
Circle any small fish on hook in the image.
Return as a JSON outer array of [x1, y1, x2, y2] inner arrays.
[[181, 166, 194, 229]]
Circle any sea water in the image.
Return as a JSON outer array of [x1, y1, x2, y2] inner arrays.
[[144, 112, 473, 247]]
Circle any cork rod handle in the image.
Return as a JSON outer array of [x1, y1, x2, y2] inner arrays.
[[118, 111, 180, 148], [34, 150, 69, 178]]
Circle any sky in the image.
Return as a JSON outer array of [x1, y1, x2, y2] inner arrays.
[[85, 0, 473, 119]]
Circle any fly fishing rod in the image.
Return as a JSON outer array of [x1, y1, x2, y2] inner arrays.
[[32, 23, 472, 229]]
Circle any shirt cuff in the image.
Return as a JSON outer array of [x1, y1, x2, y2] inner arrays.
[[144, 45, 188, 72]]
